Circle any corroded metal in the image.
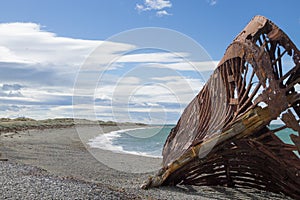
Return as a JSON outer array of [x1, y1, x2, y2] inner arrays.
[[142, 16, 300, 199]]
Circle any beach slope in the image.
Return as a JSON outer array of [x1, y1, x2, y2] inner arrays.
[[0, 124, 291, 199]]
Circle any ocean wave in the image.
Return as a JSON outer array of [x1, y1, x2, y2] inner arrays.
[[87, 127, 163, 158]]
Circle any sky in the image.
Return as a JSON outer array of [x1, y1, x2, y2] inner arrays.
[[0, 0, 299, 124]]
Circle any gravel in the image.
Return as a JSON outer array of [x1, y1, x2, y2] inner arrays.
[[0, 126, 293, 200], [0, 161, 139, 200]]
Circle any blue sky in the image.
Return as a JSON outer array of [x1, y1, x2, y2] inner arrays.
[[1, 0, 299, 59], [0, 0, 299, 123]]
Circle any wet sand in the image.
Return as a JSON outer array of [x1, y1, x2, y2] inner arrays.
[[0, 125, 291, 199]]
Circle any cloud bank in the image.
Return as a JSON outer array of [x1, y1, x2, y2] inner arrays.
[[0, 22, 216, 124]]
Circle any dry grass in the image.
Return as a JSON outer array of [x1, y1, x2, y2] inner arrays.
[[0, 118, 145, 134]]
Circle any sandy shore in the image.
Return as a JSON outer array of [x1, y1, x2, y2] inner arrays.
[[0, 125, 291, 199]]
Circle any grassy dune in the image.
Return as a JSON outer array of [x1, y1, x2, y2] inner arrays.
[[0, 117, 145, 134]]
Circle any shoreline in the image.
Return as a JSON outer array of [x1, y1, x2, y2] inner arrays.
[[88, 126, 165, 159], [0, 125, 291, 199]]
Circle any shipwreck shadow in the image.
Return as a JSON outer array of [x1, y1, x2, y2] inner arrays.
[[158, 185, 289, 200]]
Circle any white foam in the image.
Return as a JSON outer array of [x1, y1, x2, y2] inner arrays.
[[87, 127, 162, 158]]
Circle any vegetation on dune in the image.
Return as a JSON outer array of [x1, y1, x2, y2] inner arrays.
[[0, 117, 146, 134]]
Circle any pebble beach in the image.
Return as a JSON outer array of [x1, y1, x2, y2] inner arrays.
[[0, 125, 292, 199]]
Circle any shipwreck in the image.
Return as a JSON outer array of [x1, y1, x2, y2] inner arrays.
[[142, 16, 300, 199]]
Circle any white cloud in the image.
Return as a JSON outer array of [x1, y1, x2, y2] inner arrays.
[[156, 10, 172, 17], [208, 0, 217, 6], [0, 23, 95, 66], [0, 22, 124, 119], [136, 0, 172, 16], [0, 22, 216, 124], [151, 61, 218, 71], [0, 46, 33, 64], [101, 72, 207, 124], [136, 4, 145, 12], [0, 23, 134, 69], [144, 0, 172, 10], [116, 52, 188, 63]]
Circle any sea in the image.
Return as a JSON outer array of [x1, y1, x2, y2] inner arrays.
[[88, 124, 299, 158]]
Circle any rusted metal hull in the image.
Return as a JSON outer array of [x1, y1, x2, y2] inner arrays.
[[142, 16, 300, 199]]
